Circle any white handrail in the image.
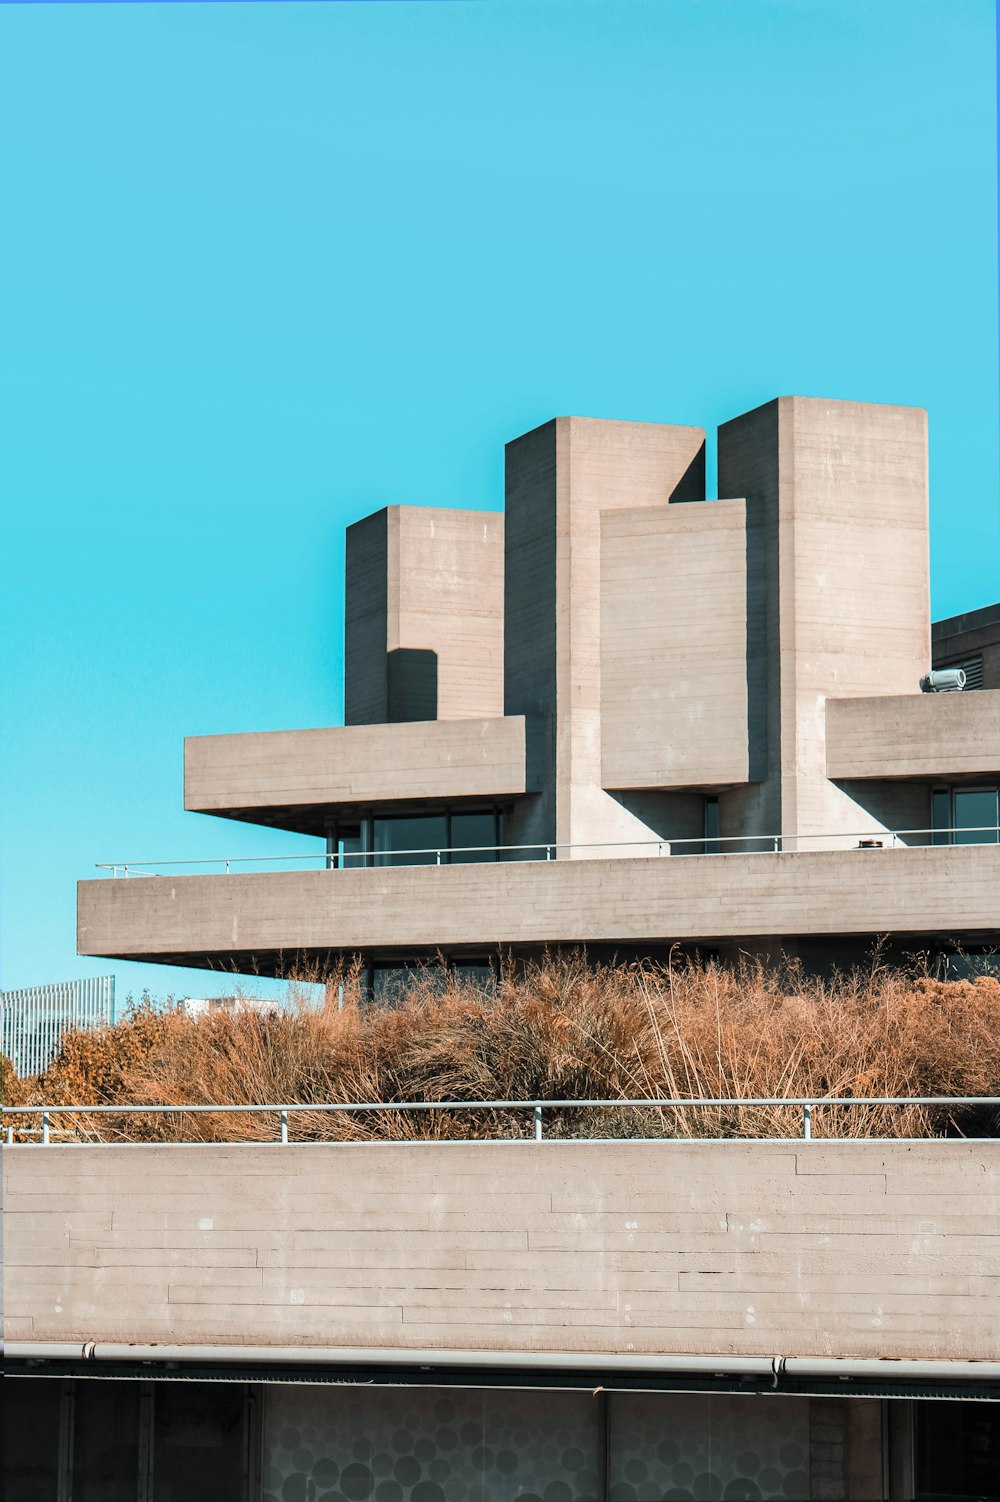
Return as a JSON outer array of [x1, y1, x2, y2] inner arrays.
[[95, 826, 1000, 876], [5, 1096, 998, 1147]]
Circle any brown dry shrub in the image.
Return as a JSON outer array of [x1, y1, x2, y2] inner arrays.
[[5, 958, 999, 1142]]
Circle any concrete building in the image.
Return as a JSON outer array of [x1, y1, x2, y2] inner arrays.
[[6, 398, 1000, 1500], [76, 397, 999, 984]]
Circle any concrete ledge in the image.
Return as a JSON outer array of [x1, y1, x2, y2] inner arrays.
[[826, 691, 1000, 781], [184, 716, 528, 825], [5, 1140, 998, 1360], [78, 844, 1000, 967]]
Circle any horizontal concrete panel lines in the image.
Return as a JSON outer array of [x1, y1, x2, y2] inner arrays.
[[184, 716, 528, 818], [8, 1140, 999, 1361], [78, 843, 1000, 963], [826, 690, 1000, 780]]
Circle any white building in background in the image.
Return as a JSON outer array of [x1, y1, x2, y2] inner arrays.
[[1, 976, 115, 1078], [176, 994, 283, 1020]]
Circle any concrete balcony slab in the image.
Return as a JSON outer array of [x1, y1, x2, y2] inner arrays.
[[826, 691, 1000, 781], [78, 844, 1000, 972], [184, 716, 528, 833]]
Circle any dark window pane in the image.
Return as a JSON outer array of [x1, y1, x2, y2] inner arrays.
[[916, 1398, 1000, 1499], [373, 815, 447, 866], [953, 789, 999, 844], [73, 1379, 141, 1502], [372, 962, 444, 1005], [152, 1383, 246, 1502], [931, 789, 952, 844], [450, 961, 495, 993], [449, 812, 497, 863], [3, 1379, 63, 1499], [704, 796, 720, 855]]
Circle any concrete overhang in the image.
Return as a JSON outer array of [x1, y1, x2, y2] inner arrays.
[[78, 844, 1000, 973], [826, 691, 1000, 781], [184, 716, 529, 834]]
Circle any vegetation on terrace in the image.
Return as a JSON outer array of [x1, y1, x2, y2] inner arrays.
[[3, 956, 999, 1142]]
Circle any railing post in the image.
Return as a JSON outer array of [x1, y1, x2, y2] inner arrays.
[[802, 1103, 812, 1141], [533, 1105, 543, 1142], [42, 1109, 50, 1145], [280, 1109, 289, 1145], [546, 846, 553, 861], [436, 849, 442, 865], [772, 836, 779, 854]]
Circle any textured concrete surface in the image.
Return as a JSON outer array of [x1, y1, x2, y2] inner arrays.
[[77, 843, 1000, 968], [718, 397, 931, 852], [503, 416, 707, 855], [345, 506, 504, 724], [6, 1141, 997, 1360], [184, 717, 528, 831], [826, 691, 1000, 781], [600, 501, 750, 790]]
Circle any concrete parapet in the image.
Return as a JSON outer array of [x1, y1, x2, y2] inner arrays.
[[5, 1140, 997, 1360]]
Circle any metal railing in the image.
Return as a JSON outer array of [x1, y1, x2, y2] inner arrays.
[[95, 826, 1000, 877], [5, 1096, 998, 1146]]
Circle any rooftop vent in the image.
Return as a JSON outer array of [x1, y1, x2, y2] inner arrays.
[[919, 668, 966, 693]]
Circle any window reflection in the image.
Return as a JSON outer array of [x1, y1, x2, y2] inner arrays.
[[327, 809, 505, 868], [931, 788, 999, 845], [373, 815, 448, 866]]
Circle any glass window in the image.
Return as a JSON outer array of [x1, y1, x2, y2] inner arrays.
[[450, 960, 496, 992], [931, 788, 952, 844], [3, 1378, 63, 1499], [72, 1379, 142, 1502], [373, 815, 448, 867], [449, 811, 498, 863], [704, 796, 720, 855], [609, 1391, 810, 1498], [152, 1383, 246, 1502], [916, 1398, 1000, 1499], [262, 1385, 601, 1502], [953, 789, 999, 844], [372, 962, 445, 1005]]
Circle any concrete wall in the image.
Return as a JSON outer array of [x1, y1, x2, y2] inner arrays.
[[600, 500, 750, 790], [184, 718, 527, 826], [503, 417, 707, 854], [719, 398, 930, 850], [6, 1140, 997, 1360], [826, 691, 1000, 781], [345, 507, 504, 724], [933, 602, 1000, 692], [77, 844, 1000, 968]]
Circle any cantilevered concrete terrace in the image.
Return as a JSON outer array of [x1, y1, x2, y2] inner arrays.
[[184, 717, 530, 834], [78, 843, 1000, 973]]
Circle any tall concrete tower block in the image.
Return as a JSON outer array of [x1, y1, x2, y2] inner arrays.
[[718, 396, 930, 848], [345, 506, 505, 725], [504, 416, 707, 852]]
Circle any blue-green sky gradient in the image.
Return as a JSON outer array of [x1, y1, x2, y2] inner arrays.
[[1, 0, 997, 1000]]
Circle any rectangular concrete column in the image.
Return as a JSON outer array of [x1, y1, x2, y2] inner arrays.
[[345, 506, 504, 725], [504, 416, 706, 853], [718, 397, 929, 849]]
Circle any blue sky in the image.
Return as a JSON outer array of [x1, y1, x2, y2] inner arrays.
[[1, 0, 997, 1004]]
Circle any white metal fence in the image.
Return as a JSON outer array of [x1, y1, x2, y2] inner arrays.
[[1, 977, 116, 1078]]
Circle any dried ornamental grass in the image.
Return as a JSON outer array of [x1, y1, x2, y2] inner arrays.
[[5, 957, 999, 1143]]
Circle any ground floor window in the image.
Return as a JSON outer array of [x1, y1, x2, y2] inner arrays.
[[261, 1387, 811, 1501], [7, 1377, 998, 1501]]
